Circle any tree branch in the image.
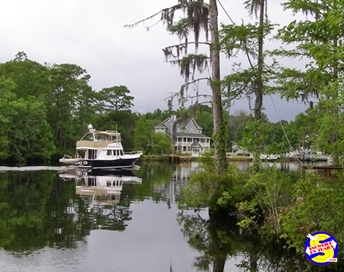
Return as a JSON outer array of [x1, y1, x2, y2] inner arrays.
[[123, 4, 181, 28]]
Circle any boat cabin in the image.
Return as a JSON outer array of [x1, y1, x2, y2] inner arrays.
[[76, 130, 125, 160]]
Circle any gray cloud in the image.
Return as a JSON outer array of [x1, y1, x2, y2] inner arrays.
[[0, 0, 306, 121]]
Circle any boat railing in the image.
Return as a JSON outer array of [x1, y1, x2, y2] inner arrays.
[[124, 151, 143, 155]]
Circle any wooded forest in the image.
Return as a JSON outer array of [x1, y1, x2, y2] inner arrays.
[[0, 50, 326, 165], [0, 0, 340, 167]]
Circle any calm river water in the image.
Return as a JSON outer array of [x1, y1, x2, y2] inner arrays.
[[0, 161, 327, 272]]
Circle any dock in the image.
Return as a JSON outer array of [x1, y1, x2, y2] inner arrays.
[[162, 155, 252, 163], [302, 165, 343, 179]]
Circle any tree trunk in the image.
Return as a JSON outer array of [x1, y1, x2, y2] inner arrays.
[[255, 0, 264, 122], [209, 0, 227, 176], [253, 0, 265, 168], [213, 254, 226, 272]]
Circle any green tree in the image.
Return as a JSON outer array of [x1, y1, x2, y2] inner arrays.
[[219, 0, 274, 166], [126, 0, 227, 175], [152, 133, 171, 155], [133, 117, 151, 153], [47, 63, 93, 152], [227, 110, 253, 146], [7, 96, 55, 162], [98, 85, 134, 114], [0, 76, 17, 160], [0, 52, 53, 100], [274, 0, 344, 163]]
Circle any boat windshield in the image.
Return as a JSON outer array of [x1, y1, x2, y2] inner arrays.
[[94, 131, 121, 142]]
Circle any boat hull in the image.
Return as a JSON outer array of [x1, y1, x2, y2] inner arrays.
[[78, 157, 140, 170]]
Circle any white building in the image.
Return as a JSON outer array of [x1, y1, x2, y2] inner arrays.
[[154, 115, 211, 156]]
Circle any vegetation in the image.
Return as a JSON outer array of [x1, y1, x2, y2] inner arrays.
[[2, 0, 344, 269]]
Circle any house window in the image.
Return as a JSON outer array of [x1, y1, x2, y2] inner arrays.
[[183, 137, 186, 142], [188, 138, 192, 142]]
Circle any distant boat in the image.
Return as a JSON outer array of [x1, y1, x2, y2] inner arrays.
[[288, 148, 331, 162], [59, 124, 142, 170]]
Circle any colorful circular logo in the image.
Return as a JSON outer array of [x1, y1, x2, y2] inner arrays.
[[304, 231, 338, 266]]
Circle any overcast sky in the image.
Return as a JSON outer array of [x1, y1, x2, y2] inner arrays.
[[0, 0, 309, 122]]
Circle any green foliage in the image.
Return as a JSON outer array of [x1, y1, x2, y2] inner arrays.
[[98, 85, 134, 113], [0, 76, 17, 159], [237, 166, 298, 238], [47, 63, 95, 152], [273, 0, 344, 162], [133, 117, 151, 153], [280, 172, 344, 255], [0, 74, 55, 162], [7, 96, 55, 162], [152, 133, 171, 155], [180, 153, 251, 212], [0, 53, 142, 162], [193, 105, 213, 137]]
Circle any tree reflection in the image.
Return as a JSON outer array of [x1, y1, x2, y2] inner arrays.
[[0, 171, 82, 253], [0, 169, 142, 254], [177, 210, 306, 272]]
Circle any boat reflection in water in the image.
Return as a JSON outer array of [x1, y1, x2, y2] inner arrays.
[[59, 168, 142, 231]]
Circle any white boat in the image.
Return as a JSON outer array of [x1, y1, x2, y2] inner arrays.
[[287, 148, 331, 162], [59, 124, 142, 170]]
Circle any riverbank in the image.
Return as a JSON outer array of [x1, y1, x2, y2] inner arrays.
[[141, 154, 318, 163]]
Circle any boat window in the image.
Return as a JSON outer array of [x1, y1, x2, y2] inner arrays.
[[88, 150, 97, 159], [107, 150, 112, 156]]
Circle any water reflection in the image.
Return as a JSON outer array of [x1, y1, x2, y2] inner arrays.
[[178, 206, 306, 271], [0, 162, 332, 271], [0, 169, 144, 255], [154, 162, 200, 205], [59, 169, 142, 231], [0, 170, 79, 254]]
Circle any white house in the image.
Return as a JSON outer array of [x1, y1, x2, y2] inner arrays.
[[154, 115, 211, 156]]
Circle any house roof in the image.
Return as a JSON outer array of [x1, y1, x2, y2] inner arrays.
[[154, 117, 171, 128], [154, 116, 203, 130], [154, 125, 166, 129], [175, 132, 211, 139], [178, 117, 202, 129]]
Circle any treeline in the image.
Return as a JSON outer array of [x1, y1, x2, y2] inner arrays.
[[0, 51, 137, 163], [0, 52, 317, 164]]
